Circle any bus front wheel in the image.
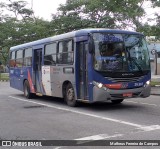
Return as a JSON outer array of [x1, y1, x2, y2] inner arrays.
[[65, 83, 77, 107], [24, 80, 32, 99], [111, 99, 124, 104]]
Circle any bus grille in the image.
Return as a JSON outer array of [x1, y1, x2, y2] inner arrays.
[[106, 76, 144, 83]]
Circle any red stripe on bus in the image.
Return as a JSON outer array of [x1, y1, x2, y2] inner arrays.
[[28, 70, 35, 93]]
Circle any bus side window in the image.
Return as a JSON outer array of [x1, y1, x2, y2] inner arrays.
[[24, 48, 32, 66], [9, 51, 16, 67], [44, 43, 57, 65], [16, 50, 23, 67], [57, 40, 73, 64]]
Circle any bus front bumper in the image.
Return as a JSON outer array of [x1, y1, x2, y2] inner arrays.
[[92, 85, 151, 102]]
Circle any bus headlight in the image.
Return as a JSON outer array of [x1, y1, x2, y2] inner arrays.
[[144, 80, 150, 87], [97, 83, 103, 88], [146, 80, 150, 85], [93, 81, 107, 90]]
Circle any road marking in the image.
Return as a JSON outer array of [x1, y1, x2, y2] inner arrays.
[[54, 147, 62, 149], [75, 134, 123, 145], [125, 101, 158, 107], [138, 125, 160, 131], [8, 96, 160, 132], [75, 134, 123, 141], [9, 96, 143, 128]]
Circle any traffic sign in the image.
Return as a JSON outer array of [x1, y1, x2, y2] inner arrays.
[[151, 49, 156, 55]]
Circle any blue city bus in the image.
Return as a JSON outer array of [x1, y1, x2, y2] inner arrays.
[[9, 28, 151, 106]]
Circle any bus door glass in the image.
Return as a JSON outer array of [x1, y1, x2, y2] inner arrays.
[[33, 48, 43, 93], [77, 42, 88, 99]]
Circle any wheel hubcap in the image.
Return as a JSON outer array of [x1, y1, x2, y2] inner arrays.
[[67, 88, 74, 101]]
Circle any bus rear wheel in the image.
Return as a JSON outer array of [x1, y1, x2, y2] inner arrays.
[[111, 99, 124, 104], [65, 83, 77, 107], [24, 80, 32, 99]]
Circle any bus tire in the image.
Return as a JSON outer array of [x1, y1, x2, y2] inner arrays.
[[24, 80, 32, 99], [65, 83, 77, 107], [111, 99, 124, 104]]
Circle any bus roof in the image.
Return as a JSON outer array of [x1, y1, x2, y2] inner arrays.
[[10, 28, 143, 51]]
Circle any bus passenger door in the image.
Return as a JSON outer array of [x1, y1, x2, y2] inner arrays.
[[33, 48, 43, 93], [77, 42, 88, 100]]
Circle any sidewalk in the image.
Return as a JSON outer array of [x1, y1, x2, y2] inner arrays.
[[151, 74, 160, 96], [151, 74, 160, 82]]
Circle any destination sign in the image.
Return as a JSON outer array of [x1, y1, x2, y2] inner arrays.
[[93, 33, 123, 42]]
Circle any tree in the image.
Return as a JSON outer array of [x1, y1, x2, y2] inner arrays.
[[0, 0, 54, 65], [134, 0, 160, 39], [5, 0, 34, 21], [50, 0, 147, 34]]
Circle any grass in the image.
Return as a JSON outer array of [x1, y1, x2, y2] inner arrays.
[[151, 81, 160, 87], [0, 73, 9, 81]]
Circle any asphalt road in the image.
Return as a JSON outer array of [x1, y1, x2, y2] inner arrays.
[[0, 82, 160, 149]]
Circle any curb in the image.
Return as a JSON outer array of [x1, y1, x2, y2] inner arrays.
[[151, 85, 160, 87], [0, 80, 9, 82], [151, 86, 160, 96], [150, 93, 160, 96], [155, 85, 160, 87]]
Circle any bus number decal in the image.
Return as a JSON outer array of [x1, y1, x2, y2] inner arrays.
[[134, 82, 143, 87]]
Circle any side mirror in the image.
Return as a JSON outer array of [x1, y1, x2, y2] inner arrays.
[[88, 35, 95, 53]]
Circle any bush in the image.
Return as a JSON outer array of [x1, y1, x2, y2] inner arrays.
[[151, 81, 160, 87], [0, 73, 9, 81]]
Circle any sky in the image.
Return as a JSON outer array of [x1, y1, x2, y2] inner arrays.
[[1, 0, 159, 25], [31, 0, 159, 25], [1, 0, 66, 20], [30, 0, 66, 20]]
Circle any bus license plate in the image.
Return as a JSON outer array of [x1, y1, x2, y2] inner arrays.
[[123, 93, 132, 97]]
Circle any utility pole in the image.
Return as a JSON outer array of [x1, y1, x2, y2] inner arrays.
[[31, 0, 33, 10], [155, 50, 157, 75]]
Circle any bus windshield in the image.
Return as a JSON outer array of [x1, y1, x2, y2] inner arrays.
[[92, 33, 150, 73]]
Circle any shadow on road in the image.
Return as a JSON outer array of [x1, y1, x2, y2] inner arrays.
[[14, 94, 144, 112]]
